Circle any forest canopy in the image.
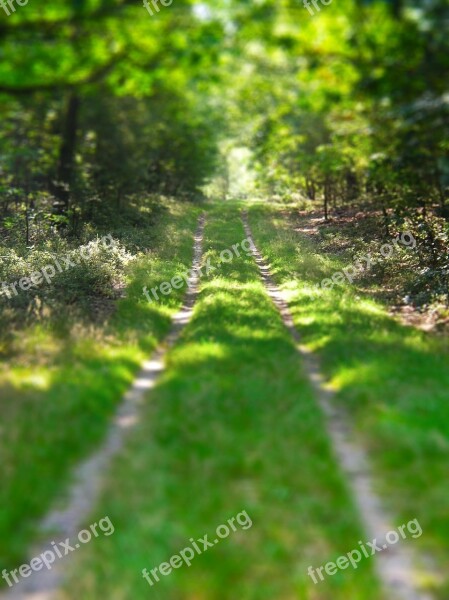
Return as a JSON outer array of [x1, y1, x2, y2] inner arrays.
[[1, 0, 448, 310]]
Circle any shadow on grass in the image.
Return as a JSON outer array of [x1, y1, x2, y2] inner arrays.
[[0, 205, 201, 572], [61, 271, 383, 599], [248, 204, 449, 593]]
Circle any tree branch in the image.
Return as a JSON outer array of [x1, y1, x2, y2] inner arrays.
[[0, 51, 127, 95], [0, 0, 135, 36]]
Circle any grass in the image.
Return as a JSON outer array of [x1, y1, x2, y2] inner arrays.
[[0, 199, 201, 573], [60, 203, 381, 600], [247, 202, 449, 598]]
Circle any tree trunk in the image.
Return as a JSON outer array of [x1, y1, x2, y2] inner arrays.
[[324, 177, 330, 221], [53, 93, 80, 213], [381, 205, 390, 237], [391, 0, 403, 19]]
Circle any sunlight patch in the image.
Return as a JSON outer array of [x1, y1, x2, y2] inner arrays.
[[8, 369, 51, 391], [170, 342, 230, 366]]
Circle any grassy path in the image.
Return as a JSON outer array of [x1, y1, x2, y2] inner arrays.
[[4, 200, 446, 600], [242, 211, 430, 600], [0, 214, 206, 600], [57, 204, 381, 600], [247, 202, 449, 598], [0, 200, 201, 574]]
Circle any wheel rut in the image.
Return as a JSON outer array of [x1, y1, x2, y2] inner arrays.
[[0, 215, 206, 600], [242, 212, 433, 600]]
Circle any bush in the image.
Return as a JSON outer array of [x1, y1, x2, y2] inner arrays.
[[0, 236, 135, 317]]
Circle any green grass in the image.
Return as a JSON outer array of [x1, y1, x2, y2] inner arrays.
[[247, 202, 449, 598], [0, 199, 201, 572], [60, 203, 381, 600]]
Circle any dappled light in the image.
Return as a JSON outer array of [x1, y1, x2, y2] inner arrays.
[[1, 1, 448, 599]]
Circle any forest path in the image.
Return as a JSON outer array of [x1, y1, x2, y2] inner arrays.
[[1, 203, 440, 600], [46, 204, 384, 599], [242, 211, 432, 600], [0, 216, 206, 600]]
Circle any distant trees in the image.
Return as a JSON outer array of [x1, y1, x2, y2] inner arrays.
[[1, 0, 448, 233], [225, 0, 448, 221], [0, 0, 223, 241]]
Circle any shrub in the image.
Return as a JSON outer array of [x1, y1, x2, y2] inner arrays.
[[0, 237, 135, 317]]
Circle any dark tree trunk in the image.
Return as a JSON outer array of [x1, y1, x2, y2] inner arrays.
[[306, 177, 316, 200], [391, 0, 403, 19], [324, 177, 330, 221], [382, 205, 390, 237], [346, 170, 358, 201], [53, 93, 80, 213]]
